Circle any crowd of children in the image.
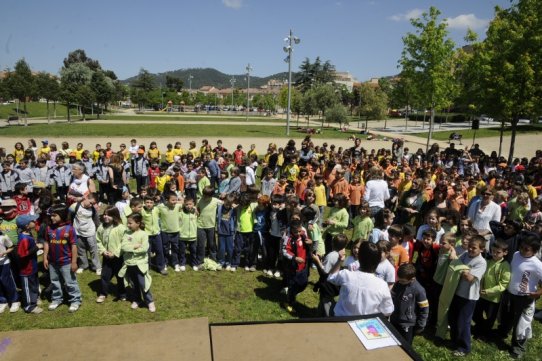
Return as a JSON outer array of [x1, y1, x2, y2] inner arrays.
[[0, 137, 542, 358]]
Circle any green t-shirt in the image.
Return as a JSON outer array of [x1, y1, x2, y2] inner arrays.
[[157, 204, 181, 233], [238, 203, 255, 233], [352, 216, 374, 241], [197, 197, 221, 229], [141, 207, 160, 236], [197, 176, 211, 200]]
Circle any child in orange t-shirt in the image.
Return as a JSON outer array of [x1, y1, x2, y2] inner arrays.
[[330, 170, 349, 200], [348, 175, 364, 219], [294, 168, 311, 203], [388, 224, 409, 273]]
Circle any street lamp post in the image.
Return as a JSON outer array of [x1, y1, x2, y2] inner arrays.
[[188, 74, 194, 104], [230, 76, 236, 110], [246, 63, 252, 121], [283, 29, 300, 136]]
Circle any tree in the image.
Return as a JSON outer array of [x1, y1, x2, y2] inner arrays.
[[6, 59, 35, 126], [475, 0, 542, 162], [60, 62, 93, 121], [308, 83, 339, 128], [399, 6, 456, 151], [325, 104, 349, 128], [392, 71, 419, 130], [76, 85, 95, 120], [165, 75, 184, 92], [130, 68, 156, 109], [35, 72, 60, 123], [63, 49, 101, 71], [358, 83, 389, 130], [295, 57, 336, 93], [90, 70, 114, 117]]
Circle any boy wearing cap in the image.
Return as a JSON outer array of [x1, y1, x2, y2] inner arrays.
[[16, 214, 43, 313], [38, 140, 50, 159]]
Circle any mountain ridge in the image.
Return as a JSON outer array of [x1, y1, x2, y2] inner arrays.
[[122, 67, 293, 89]]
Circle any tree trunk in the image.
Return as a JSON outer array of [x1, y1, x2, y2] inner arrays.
[[426, 107, 434, 153], [365, 116, 369, 133], [498, 119, 504, 158], [422, 111, 427, 130], [508, 116, 518, 164], [67, 102, 71, 123], [53, 101, 57, 119], [46, 100, 50, 124], [404, 107, 408, 131], [23, 100, 28, 127]]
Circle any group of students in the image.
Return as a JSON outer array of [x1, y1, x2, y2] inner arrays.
[[0, 135, 542, 359]]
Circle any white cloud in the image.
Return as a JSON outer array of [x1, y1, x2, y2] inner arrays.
[[446, 14, 489, 30], [222, 0, 243, 9], [389, 8, 424, 22]]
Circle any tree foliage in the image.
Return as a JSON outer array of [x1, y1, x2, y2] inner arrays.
[[399, 6, 456, 150], [6, 59, 35, 125], [474, 0, 542, 162], [325, 104, 349, 127], [295, 57, 336, 93], [358, 83, 388, 120], [63, 49, 101, 71]]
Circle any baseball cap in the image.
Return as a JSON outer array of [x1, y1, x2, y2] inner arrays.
[[1, 199, 17, 207], [16, 214, 38, 229], [42, 139, 49, 144]]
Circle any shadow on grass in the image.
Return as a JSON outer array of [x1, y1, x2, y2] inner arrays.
[[254, 275, 318, 319]]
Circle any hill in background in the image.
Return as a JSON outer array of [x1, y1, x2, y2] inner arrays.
[[122, 68, 292, 89]]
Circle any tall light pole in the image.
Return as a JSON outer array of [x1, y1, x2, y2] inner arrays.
[[283, 29, 300, 136], [230, 76, 236, 109], [188, 74, 194, 103], [246, 63, 252, 121]]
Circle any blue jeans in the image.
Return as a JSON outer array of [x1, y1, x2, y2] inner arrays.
[[161, 232, 180, 267], [179, 240, 197, 267], [49, 264, 82, 305], [0, 263, 18, 304], [148, 234, 166, 271], [449, 295, 476, 354], [217, 235, 234, 266], [196, 228, 217, 265]]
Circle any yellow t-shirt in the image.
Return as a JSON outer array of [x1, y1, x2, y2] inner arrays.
[[314, 184, 327, 207], [92, 150, 101, 163], [14, 149, 25, 163], [284, 163, 299, 182], [74, 148, 84, 160], [165, 150, 175, 163], [247, 149, 258, 159], [188, 148, 200, 158], [155, 174, 171, 193], [148, 148, 161, 161], [38, 146, 51, 159], [173, 148, 185, 157]]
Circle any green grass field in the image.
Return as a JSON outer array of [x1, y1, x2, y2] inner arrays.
[[2, 265, 541, 360], [0, 122, 362, 139], [0, 102, 77, 119], [412, 124, 542, 141]]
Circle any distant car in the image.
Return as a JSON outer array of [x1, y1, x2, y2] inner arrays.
[[476, 114, 493, 123]]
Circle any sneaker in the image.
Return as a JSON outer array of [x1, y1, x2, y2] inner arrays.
[[48, 301, 61, 311], [274, 271, 281, 278], [160, 268, 168, 276], [225, 265, 231, 271], [180, 265, 186, 272], [37, 249, 44, 256], [262, 269, 268, 274], [96, 295, 106, 303], [174, 265, 182, 272], [148, 302, 156, 313], [452, 350, 466, 357], [230, 267, 237, 272], [266, 270, 273, 277], [244, 266, 250, 271], [31, 307, 43, 314], [216, 266, 222, 271], [249, 266, 256, 272], [0, 304, 7, 313], [280, 287, 288, 295], [164, 265, 168, 271], [192, 266, 199, 271], [76, 268, 84, 274], [96, 268, 102, 276], [68, 303, 80, 313], [131, 302, 139, 310], [9, 302, 20, 313]]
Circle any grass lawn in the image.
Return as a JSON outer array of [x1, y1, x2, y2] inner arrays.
[[411, 124, 542, 141], [2, 264, 542, 360], [101, 114, 286, 123], [0, 102, 76, 119], [0, 122, 363, 139]]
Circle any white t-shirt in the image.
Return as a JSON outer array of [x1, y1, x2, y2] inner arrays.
[[328, 270, 394, 316], [508, 251, 542, 296], [323, 251, 340, 273], [344, 256, 359, 271], [467, 200, 501, 234], [363, 179, 390, 209], [0, 235, 13, 265], [375, 259, 396, 284]]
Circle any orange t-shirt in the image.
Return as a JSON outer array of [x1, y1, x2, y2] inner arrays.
[[331, 178, 350, 199], [349, 184, 364, 206], [390, 244, 409, 272]]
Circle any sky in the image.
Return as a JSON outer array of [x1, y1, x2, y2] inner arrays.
[[1, 0, 511, 83]]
